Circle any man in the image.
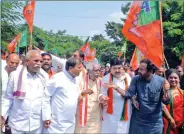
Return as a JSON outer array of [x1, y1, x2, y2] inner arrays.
[[19, 54, 26, 66], [48, 49, 85, 72], [41, 53, 55, 78], [176, 65, 184, 78], [1, 50, 49, 134], [42, 57, 92, 133], [5, 53, 20, 75], [1, 50, 8, 60], [104, 63, 110, 76], [175, 65, 184, 89], [155, 66, 165, 77], [1, 53, 20, 133], [99, 66, 105, 79], [100, 59, 170, 134], [124, 62, 130, 73], [98, 58, 132, 133], [75, 63, 102, 133], [2, 53, 20, 98]]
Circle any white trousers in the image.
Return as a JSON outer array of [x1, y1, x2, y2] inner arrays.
[[11, 127, 42, 134]]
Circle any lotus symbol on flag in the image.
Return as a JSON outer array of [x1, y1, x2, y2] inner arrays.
[[85, 46, 90, 56], [142, 1, 151, 12]]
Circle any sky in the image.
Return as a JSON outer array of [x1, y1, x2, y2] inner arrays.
[[19, 1, 127, 40]]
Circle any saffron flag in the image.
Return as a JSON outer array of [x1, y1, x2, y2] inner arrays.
[[23, 0, 35, 34], [80, 37, 95, 62], [130, 47, 145, 71], [122, 1, 164, 67], [118, 52, 123, 58], [89, 48, 96, 61], [8, 34, 21, 53]]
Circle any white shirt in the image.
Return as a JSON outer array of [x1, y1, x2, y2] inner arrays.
[[43, 71, 80, 133], [125, 72, 131, 86], [99, 74, 132, 133], [1, 60, 8, 99], [1, 60, 8, 132], [2, 67, 49, 131]]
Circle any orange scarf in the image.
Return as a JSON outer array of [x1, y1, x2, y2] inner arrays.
[[107, 74, 129, 121], [48, 69, 55, 79], [79, 68, 88, 127]]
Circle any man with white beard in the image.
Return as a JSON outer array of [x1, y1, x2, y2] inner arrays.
[[1, 50, 48, 134]]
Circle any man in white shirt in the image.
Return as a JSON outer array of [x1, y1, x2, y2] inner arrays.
[[1, 53, 20, 133], [98, 58, 132, 133], [42, 57, 91, 133], [2, 53, 20, 98], [1, 50, 48, 134]]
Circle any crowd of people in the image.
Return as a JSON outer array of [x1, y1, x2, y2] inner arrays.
[[1, 48, 184, 134]]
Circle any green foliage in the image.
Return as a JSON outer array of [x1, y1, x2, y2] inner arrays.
[[105, 1, 184, 67], [1, 1, 23, 50], [162, 0, 184, 67], [1, 1, 183, 68], [91, 34, 105, 41]]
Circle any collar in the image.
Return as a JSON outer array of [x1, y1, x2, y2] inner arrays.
[[25, 66, 39, 78], [64, 70, 76, 81], [140, 74, 154, 82], [112, 74, 126, 82], [89, 78, 97, 84]]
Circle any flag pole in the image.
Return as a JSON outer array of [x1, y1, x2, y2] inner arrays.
[[159, 1, 168, 98], [159, 1, 165, 71], [123, 41, 127, 65], [30, 32, 32, 46], [164, 56, 170, 69]]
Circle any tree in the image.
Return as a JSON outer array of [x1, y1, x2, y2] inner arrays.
[[104, 2, 134, 64], [104, 1, 183, 68], [162, 1, 184, 67], [91, 34, 106, 41], [1, 1, 23, 50]]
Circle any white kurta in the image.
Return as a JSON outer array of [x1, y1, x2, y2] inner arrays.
[[2, 67, 48, 132], [43, 71, 81, 133], [99, 73, 132, 133], [1, 60, 8, 99], [1, 60, 8, 132]]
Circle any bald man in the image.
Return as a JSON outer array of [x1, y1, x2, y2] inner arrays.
[[1, 50, 49, 134], [75, 63, 102, 133], [1, 53, 20, 133]]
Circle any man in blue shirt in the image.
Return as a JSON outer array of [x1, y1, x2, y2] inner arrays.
[[100, 59, 170, 134]]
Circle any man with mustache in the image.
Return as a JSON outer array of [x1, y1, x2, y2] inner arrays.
[[102, 59, 170, 134], [1, 53, 20, 133], [41, 49, 85, 73], [2, 53, 21, 133], [1, 50, 49, 134], [43, 57, 91, 133], [2, 53, 20, 99], [41, 53, 56, 78], [98, 58, 132, 133], [75, 63, 102, 133]]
